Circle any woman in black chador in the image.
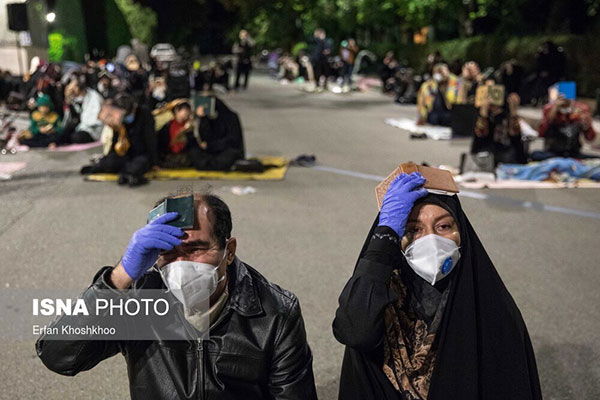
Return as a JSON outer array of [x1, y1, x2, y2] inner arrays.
[[333, 172, 542, 400]]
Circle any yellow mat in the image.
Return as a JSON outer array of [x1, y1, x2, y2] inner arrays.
[[85, 156, 288, 182]]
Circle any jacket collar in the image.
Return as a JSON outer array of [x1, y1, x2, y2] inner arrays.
[[225, 257, 263, 317]]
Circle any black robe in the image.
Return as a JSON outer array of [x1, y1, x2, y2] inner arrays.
[[198, 98, 245, 157], [333, 194, 542, 400]]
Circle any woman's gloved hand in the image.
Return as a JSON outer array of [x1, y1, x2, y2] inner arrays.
[[121, 212, 184, 280], [378, 172, 428, 237]]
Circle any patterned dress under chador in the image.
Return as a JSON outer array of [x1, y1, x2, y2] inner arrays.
[[383, 269, 450, 399]]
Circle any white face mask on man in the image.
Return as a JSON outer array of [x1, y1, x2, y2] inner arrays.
[[158, 244, 228, 312], [403, 234, 461, 285]]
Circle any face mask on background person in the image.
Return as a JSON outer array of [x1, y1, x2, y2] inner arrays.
[[158, 243, 229, 313], [152, 86, 166, 101], [559, 105, 573, 115], [123, 114, 135, 124], [403, 234, 461, 285]]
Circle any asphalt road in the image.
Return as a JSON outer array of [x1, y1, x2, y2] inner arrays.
[[1, 74, 599, 399]]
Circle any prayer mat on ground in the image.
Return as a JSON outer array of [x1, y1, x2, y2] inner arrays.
[[47, 141, 102, 152], [0, 161, 26, 180], [85, 156, 289, 182]]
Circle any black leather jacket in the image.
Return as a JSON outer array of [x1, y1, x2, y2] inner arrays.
[[36, 258, 317, 399]]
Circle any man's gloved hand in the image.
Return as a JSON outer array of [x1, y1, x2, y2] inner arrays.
[[121, 212, 184, 280], [378, 172, 428, 237]]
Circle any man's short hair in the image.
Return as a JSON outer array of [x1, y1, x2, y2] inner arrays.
[[154, 192, 232, 249], [200, 193, 232, 249]]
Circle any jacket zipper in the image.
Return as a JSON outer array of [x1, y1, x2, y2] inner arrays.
[[197, 338, 204, 399]]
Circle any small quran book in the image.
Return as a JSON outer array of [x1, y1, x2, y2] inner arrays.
[[375, 162, 459, 209]]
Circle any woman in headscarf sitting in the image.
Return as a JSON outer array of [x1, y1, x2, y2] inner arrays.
[[333, 172, 542, 400], [189, 96, 245, 171]]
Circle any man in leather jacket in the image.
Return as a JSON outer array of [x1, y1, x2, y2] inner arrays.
[[36, 193, 317, 399]]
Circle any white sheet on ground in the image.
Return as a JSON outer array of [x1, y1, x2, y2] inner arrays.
[[384, 118, 452, 140]]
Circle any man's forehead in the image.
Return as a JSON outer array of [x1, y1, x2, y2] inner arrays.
[[183, 199, 214, 239]]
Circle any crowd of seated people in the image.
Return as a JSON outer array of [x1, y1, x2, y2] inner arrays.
[[268, 29, 363, 92], [378, 43, 596, 166], [262, 39, 595, 169], [0, 41, 248, 188]]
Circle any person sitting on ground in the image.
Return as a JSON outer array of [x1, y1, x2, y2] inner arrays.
[[417, 63, 458, 126], [36, 192, 318, 399], [18, 94, 63, 148], [394, 67, 418, 105], [206, 61, 231, 92], [148, 73, 167, 108], [122, 54, 148, 101], [333, 173, 542, 400], [472, 90, 527, 165], [96, 70, 117, 99], [190, 96, 245, 171], [535, 96, 596, 160], [61, 76, 104, 144], [457, 61, 481, 104], [380, 51, 399, 93], [80, 92, 157, 187], [82, 60, 99, 89], [496, 59, 523, 97], [277, 53, 300, 82], [25, 63, 64, 118], [156, 99, 198, 168], [166, 60, 191, 101]]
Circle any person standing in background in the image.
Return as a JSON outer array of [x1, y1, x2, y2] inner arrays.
[[233, 29, 255, 90], [340, 38, 359, 88]]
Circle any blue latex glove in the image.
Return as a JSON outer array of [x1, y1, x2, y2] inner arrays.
[[121, 212, 184, 280], [378, 172, 428, 237]]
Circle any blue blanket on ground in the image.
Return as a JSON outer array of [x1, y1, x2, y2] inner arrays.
[[497, 158, 600, 181]]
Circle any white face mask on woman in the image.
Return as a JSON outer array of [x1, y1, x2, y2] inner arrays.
[[403, 234, 461, 285], [158, 246, 228, 312]]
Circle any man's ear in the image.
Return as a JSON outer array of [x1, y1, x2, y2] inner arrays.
[[226, 237, 237, 264]]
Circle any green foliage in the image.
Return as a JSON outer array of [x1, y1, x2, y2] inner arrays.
[[48, 0, 87, 62], [47, 33, 64, 62], [291, 42, 308, 56], [114, 0, 157, 45], [220, 0, 599, 52], [106, 0, 132, 56], [47, 32, 79, 62]]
